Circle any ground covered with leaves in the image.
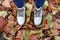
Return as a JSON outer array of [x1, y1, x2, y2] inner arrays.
[[0, 0, 60, 40]]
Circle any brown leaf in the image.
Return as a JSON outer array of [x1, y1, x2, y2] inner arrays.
[[14, 31, 23, 40], [0, 16, 7, 32], [29, 34, 39, 40], [49, 29, 59, 36], [10, 2, 17, 16], [2, 0, 11, 8]]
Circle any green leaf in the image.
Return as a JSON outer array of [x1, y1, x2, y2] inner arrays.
[[26, 11, 30, 17], [30, 30, 42, 34], [30, 30, 44, 37], [49, 20, 53, 28], [25, 3, 32, 10], [46, 14, 53, 28], [25, 3, 32, 17], [0, 11, 7, 17], [47, 30, 51, 35], [0, 11, 3, 16], [43, 1, 48, 9], [23, 30, 30, 40]]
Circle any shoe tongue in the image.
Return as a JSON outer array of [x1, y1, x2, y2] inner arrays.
[[13, 0, 24, 8], [35, 0, 45, 8]]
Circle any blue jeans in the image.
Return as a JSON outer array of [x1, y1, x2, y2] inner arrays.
[[13, 0, 45, 8], [13, 0, 24, 8], [35, 0, 45, 8]]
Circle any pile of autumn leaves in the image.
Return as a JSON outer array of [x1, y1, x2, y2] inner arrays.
[[0, 0, 60, 40]]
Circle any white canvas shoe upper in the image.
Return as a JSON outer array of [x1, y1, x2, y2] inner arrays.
[[34, 6, 42, 26], [17, 7, 25, 25]]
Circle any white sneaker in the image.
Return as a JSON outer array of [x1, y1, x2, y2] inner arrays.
[[13, 0, 25, 26], [34, 6, 43, 26], [17, 7, 25, 26]]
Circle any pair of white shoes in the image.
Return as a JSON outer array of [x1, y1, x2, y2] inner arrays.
[[17, 6, 42, 26], [16, 3, 43, 26]]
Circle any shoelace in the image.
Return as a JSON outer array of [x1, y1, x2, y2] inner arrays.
[[34, 7, 42, 17], [17, 9, 24, 17]]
